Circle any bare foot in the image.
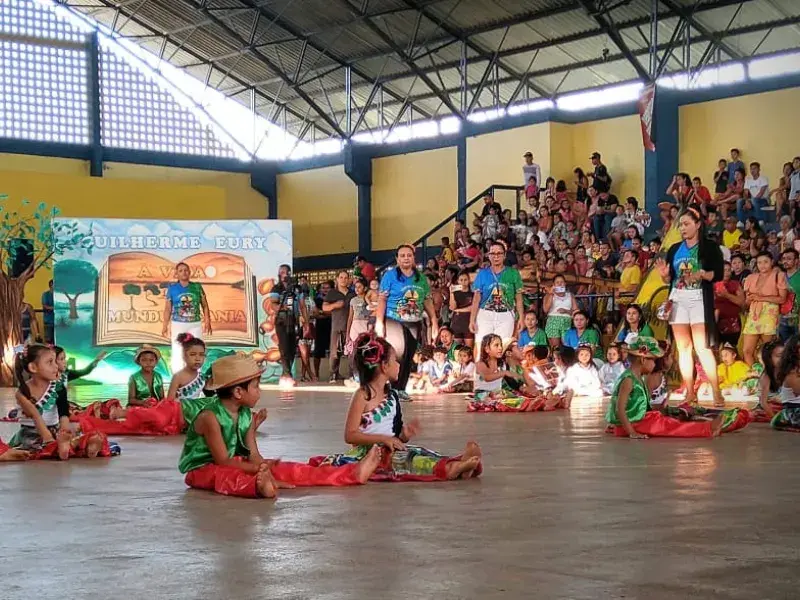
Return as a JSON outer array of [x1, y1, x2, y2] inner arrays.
[[354, 445, 382, 484], [459, 441, 482, 479], [710, 414, 725, 438], [0, 448, 30, 461], [445, 456, 481, 480], [57, 429, 72, 461], [713, 396, 726, 408], [256, 465, 277, 499], [85, 433, 104, 458], [109, 406, 126, 420]]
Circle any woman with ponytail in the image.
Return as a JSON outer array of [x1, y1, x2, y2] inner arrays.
[[309, 332, 483, 482], [375, 245, 440, 397]]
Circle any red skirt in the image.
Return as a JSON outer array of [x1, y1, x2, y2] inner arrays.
[[607, 411, 714, 438], [185, 459, 363, 498], [33, 432, 114, 459], [75, 399, 184, 436]]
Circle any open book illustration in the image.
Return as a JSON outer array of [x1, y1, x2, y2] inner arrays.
[[94, 251, 257, 346]]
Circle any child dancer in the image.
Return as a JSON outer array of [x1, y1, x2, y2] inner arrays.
[[167, 333, 215, 416], [599, 343, 625, 395], [309, 333, 482, 481], [129, 345, 165, 404], [752, 341, 783, 422], [10, 345, 112, 459], [605, 336, 725, 439], [180, 355, 382, 498], [564, 344, 603, 407], [771, 336, 800, 431], [73, 345, 184, 437]]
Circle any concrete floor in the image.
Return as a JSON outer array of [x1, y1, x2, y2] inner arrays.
[[1, 387, 799, 600]]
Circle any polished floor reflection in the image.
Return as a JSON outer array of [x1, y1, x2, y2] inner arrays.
[[1, 387, 798, 600]]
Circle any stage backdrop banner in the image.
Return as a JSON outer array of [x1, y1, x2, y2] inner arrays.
[[53, 218, 292, 386]]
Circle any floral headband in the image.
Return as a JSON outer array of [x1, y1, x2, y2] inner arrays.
[[355, 332, 385, 368]]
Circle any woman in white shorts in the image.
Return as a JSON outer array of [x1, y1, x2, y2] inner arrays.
[[654, 204, 726, 406]]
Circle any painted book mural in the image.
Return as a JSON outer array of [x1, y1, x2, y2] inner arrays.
[[54, 218, 291, 386]]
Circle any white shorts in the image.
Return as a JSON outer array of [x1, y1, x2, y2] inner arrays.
[[669, 289, 705, 326], [474, 309, 516, 353]]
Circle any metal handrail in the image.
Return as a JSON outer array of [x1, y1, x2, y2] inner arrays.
[[379, 183, 524, 271]]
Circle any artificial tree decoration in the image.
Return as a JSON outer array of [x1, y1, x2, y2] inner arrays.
[[0, 196, 93, 385]]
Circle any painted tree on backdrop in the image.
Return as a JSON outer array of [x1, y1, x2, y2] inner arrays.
[[0, 195, 93, 385], [53, 259, 98, 319]]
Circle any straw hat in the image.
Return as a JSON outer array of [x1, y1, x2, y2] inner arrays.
[[502, 337, 518, 355], [134, 344, 161, 364], [206, 355, 264, 390], [627, 336, 664, 358]]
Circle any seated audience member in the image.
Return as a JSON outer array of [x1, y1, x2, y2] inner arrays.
[[730, 253, 751, 283], [741, 162, 769, 225], [692, 176, 713, 205], [525, 176, 539, 203], [716, 167, 746, 220], [666, 173, 695, 206], [770, 161, 794, 218], [618, 250, 642, 297], [722, 216, 743, 251], [777, 215, 796, 252], [706, 207, 723, 237]]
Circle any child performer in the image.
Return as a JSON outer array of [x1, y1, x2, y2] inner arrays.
[[179, 355, 382, 498], [0, 438, 29, 461], [606, 336, 725, 439], [73, 345, 184, 437], [752, 341, 783, 422], [599, 343, 625, 395], [10, 345, 113, 459], [129, 345, 165, 405], [717, 343, 750, 391], [309, 333, 482, 481], [468, 336, 545, 412], [167, 333, 215, 418], [771, 336, 800, 431]]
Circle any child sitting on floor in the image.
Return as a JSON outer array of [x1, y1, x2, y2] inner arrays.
[[309, 333, 481, 480], [753, 341, 783, 422], [606, 336, 724, 439], [408, 345, 435, 394], [129, 345, 165, 405], [599, 343, 625, 395], [442, 346, 474, 393], [167, 333, 214, 415], [10, 344, 112, 460], [179, 355, 382, 498], [564, 344, 603, 407], [429, 346, 453, 390], [717, 342, 749, 392]]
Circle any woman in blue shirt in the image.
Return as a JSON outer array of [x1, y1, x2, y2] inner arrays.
[[617, 304, 654, 343], [161, 262, 212, 374], [375, 245, 439, 395]]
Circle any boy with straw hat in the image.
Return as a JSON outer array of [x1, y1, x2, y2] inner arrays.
[[606, 336, 726, 439], [179, 355, 382, 498]]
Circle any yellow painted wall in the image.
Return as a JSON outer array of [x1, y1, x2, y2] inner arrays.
[[0, 154, 269, 310], [277, 165, 357, 257], [549, 122, 575, 186], [679, 87, 800, 191], [466, 122, 550, 198], [372, 147, 458, 250], [567, 115, 644, 201]]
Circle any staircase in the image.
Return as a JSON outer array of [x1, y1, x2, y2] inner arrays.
[[379, 184, 524, 271]]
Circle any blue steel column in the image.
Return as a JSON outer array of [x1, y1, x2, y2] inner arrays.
[[644, 89, 679, 229], [344, 145, 373, 258], [86, 32, 103, 177], [251, 163, 279, 219], [457, 137, 467, 218]]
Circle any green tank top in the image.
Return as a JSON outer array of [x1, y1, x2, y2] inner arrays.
[[178, 397, 252, 473], [129, 371, 164, 401], [605, 370, 651, 425]]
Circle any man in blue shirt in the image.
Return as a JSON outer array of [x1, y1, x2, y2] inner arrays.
[[41, 279, 54, 344], [726, 148, 745, 183]]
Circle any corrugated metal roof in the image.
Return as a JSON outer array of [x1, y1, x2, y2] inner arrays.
[[65, 0, 800, 139]]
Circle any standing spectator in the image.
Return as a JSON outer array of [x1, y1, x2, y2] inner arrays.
[[474, 194, 502, 221], [727, 148, 745, 183], [354, 255, 376, 282], [780, 249, 800, 342], [311, 280, 333, 381], [449, 272, 474, 349], [713, 159, 730, 197], [469, 241, 524, 354], [522, 151, 542, 188], [573, 167, 589, 206], [323, 271, 354, 383], [41, 279, 54, 344], [741, 162, 769, 225], [589, 152, 612, 195], [345, 277, 371, 362], [269, 264, 310, 386], [788, 157, 800, 213], [543, 274, 578, 347], [742, 252, 787, 365], [375, 245, 439, 397], [714, 262, 745, 347], [770, 162, 793, 218]]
